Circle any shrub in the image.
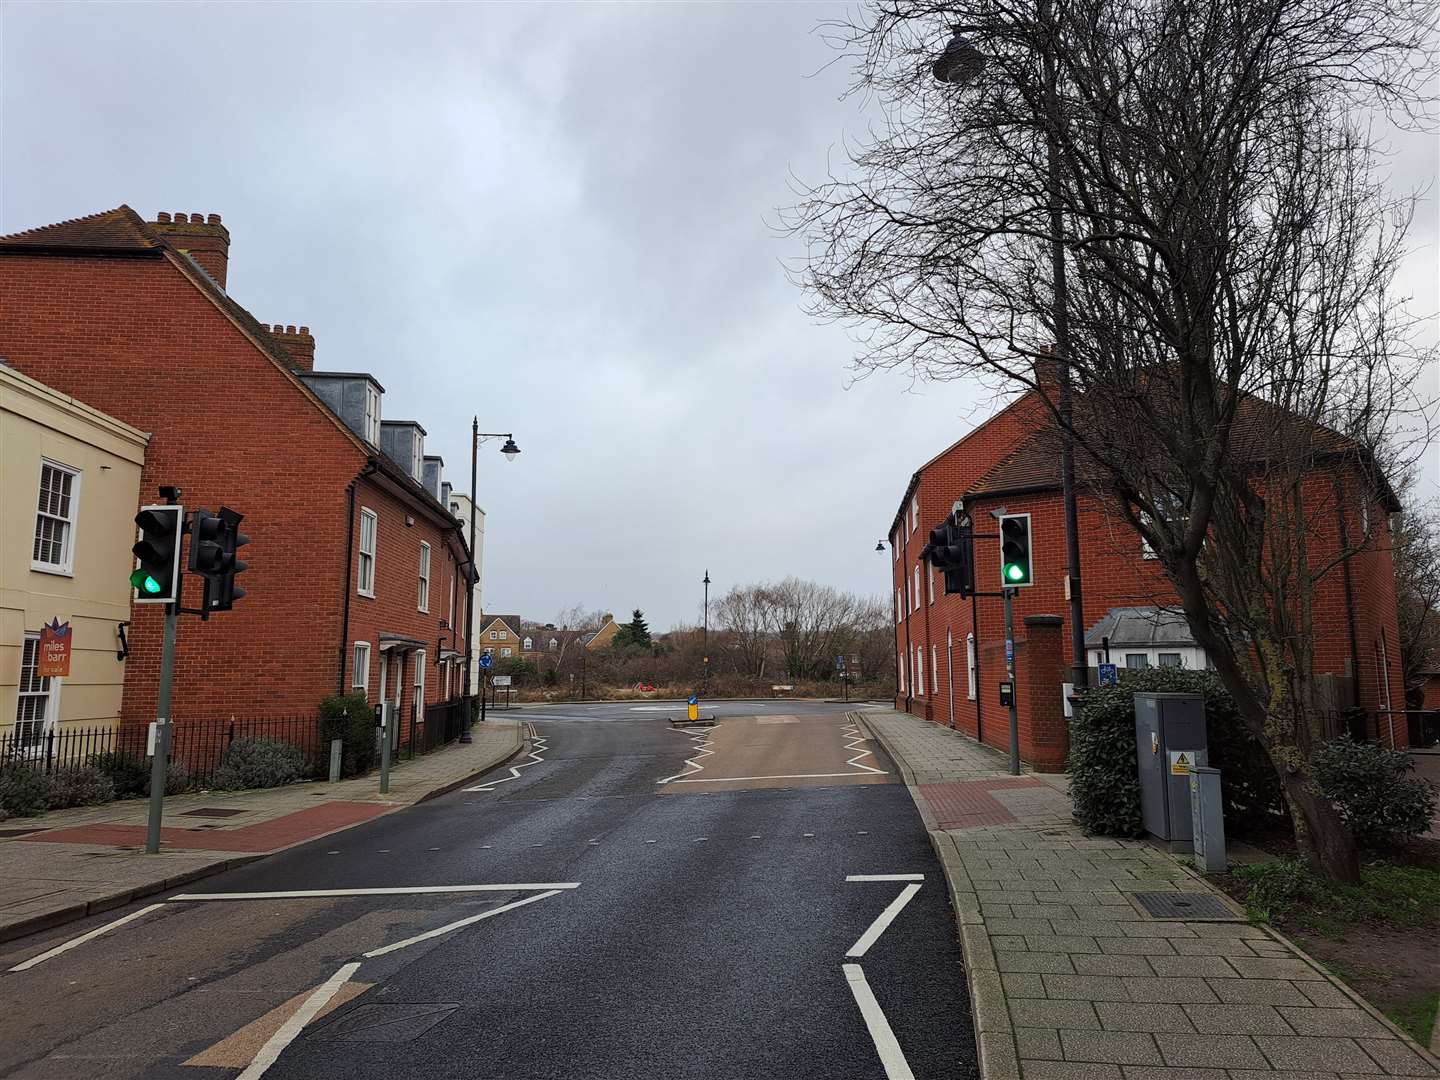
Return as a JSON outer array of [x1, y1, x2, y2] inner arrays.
[[1314, 737, 1437, 845], [44, 766, 115, 809], [0, 765, 52, 817], [148, 760, 192, 796], [1068, 666, 1287, 837], [318, 693, 377, 778], [89, 751, 150, 799], [212, 737, 305, 791], [1234, 857, 1440, 929]]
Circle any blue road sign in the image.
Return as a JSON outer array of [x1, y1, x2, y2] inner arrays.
[[688, 694, 698, 706], [836, 655, 846, 670], [1098, 663, 1118, 686], [479, 652, 493, 670]]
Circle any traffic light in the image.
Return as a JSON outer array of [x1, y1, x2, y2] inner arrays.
[[927, 516, 975, 597], [1000, 514, 1032, 587], [131, 505, 183, 604], [190, 506, 249, 612]]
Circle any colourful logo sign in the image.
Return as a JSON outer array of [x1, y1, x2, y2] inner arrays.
[[38, 618, 73, 678]]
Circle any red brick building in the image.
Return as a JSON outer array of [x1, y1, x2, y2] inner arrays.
[[0, 206, 471, 739], [888, 372, 1407, 769]]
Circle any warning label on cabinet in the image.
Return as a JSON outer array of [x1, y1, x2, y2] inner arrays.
[[1168, 750, 1193, 776]]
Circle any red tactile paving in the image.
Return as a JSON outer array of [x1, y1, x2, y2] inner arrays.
[[918, 778, 1047, 829], [18, 801, 393, 852]]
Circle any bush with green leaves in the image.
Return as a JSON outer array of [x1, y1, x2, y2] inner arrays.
[[44, 766, 115, 809], [0, 765, 52, 817], [319, 693, 377, 778], [212, 737, 305, 791], [1314, 737, 1436, 845], [147, 760, 192, 796], [89, 751, 150, 799], [1068, 666, 1286, 837]]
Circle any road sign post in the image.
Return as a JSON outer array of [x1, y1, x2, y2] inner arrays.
[[378, 702, 392, 794], [479, 651, 492, 724]]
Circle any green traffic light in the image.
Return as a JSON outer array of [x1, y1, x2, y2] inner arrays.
[[130, 568, 163, 594], [1005, 562, 1026, 583]]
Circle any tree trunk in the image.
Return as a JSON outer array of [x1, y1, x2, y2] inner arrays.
[[1278, 770, 1361, 883]]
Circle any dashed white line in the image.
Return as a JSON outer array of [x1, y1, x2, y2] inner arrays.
[[8, 904, 166, 972], [846, 874, 924, 882], [669, 772, 886, 783], [237, 961, 361, 1080], [363, 889, 566, 958], [846, 883, 922, 958], [843, 963, 916, 1080], [171, 884, 579, 901]]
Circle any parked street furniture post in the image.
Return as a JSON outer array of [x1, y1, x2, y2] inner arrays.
[[463, 420, 520, 737], [144, 602, 177, 854]]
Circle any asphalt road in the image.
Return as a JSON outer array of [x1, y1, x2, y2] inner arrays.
[[0, 703, 977, 1080]]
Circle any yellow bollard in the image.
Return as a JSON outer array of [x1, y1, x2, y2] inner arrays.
[[687, 702, 699, 722]]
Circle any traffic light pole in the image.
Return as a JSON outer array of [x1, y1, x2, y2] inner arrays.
[[146, 586, 179, 853], [1002, 586, 1020, 776]]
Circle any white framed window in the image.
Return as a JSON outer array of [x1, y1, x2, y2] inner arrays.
[[363, 384, 381, 445], [490, 629, 498, 640], [900, 650, 907, 693], [892, 529, 899, 561], [499, 630, 508, 641], [418, 541, 431, 612], [896, 589, 903, 624], [928, 566, 936, 605], [523, 637, 532, 650], [352, 642, 371, 693], [414, 648, 426, 718], [912, 566, 920, 610], [32, 459, 80, 575], [1125, 653, 1149, 669], [15, 634, 59, 746], [411, 431, 423, 479], [931, 645, 939, 694], [910, 495, 919, 533], [1157, 652, 1182, 668], [357, 507, 377, 596], [448, 568, 455, 627], [549, 638, 558, 651], [966, 633, 977, 700], [915, 647, 925, 696], [501, 646, 512, 658]]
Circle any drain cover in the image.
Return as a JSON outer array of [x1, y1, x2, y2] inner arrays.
[[313, 1003, 458, 1042], [1131, 891, 1240, 921], [182, 807, 246, 818]]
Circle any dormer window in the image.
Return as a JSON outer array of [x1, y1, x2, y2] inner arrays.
[[410, 430, 423, 479], [523, 637, 532, 650], [364, 384, 380, 445]]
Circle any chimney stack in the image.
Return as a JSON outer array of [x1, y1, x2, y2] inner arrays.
[[1033, 343, 1064, 394], [269, 325, 315, 371], [151, 211, 230, 288]]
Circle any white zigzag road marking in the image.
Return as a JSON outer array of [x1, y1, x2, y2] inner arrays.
[[843, 715, 887, 775], [656, 723, 717, 784], [464, 723, 548, 792]]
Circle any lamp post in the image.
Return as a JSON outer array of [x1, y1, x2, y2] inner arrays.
[[701, 569, 711, 690], [933, 14, 1088, 693], [463, 418, 520, 740]]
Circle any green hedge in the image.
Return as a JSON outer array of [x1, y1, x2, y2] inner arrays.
[[319, 692, 377, 778], [1067, 666, 1287, 837]]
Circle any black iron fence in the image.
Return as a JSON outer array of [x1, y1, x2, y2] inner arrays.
[[1, 698, 478, 794]]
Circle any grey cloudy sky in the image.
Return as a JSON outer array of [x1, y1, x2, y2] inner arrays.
[[3, 3, 1436, 630]]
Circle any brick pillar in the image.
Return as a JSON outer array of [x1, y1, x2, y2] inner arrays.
[[1023, 614, 1068, 772]]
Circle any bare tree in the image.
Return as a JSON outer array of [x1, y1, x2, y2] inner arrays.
[[714, 584, 778, 677], [789, 0, 1435, 879], [1394, 488, 1440, 705]]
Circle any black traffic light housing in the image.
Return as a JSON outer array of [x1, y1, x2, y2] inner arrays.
[[927, 514, 976, 598], [1000, 514, 1033, 587], [189, 506, 249, 613], [131, 505, 184, 604]]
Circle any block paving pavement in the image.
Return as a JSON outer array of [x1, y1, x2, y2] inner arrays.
[[0, 719, 523, 943], [860, 708, 1440, 1080]]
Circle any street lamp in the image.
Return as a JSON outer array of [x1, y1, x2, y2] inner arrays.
[[933, 17, 1088, 693], [702, 570, 711, 691], [875, 540, 885, 552], [463, 418, 521, 740]]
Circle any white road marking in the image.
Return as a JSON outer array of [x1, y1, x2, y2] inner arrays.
[[842, 720, 887, 775], [843, 963, 916, 1080], [464, 727, 547, 792], [846, 874, 925, 882], [237, 961, 361, 1080], [656, 723, 716, 784], [171, 884, 579, 901], [363, 888, 566, 958], [669, 771, 887, 783], [8, 903, 166, 971], [846, 883, 922, 958]]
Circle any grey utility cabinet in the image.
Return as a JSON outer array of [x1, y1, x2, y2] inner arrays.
[[1134, 692, 1208, 850]]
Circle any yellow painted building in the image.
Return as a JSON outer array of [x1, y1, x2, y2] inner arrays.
[[0, 365, 148, 741]]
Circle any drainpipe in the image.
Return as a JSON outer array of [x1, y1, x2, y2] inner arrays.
[[339, 462, 379, 696], [903, 518, 914, 714], [972, 591, 983, 743]]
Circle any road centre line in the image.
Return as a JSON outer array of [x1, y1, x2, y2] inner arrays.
[[8, 903, 166, 972], [364, 888, 566, 958], [237, 960, 361, 1080], [171, 884, 579, 901], [843, 963, 917, 1080], [670, 771, 888, 783], [846, 874, 925, 882], [846, 882, 922, 958]]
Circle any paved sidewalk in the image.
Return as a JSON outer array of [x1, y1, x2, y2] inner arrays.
[[0, 719, 523, 943], [861, 709, 1440, 1080]]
